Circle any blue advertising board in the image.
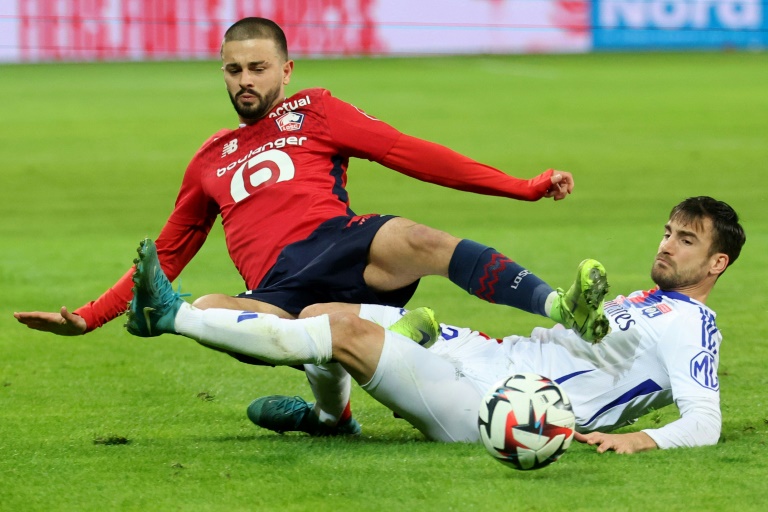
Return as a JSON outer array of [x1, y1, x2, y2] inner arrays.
[[593, 0, 768, 50]]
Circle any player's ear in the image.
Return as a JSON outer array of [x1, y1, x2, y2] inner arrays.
[[282, 60, 294, 85], [710, 253, 729, 276]]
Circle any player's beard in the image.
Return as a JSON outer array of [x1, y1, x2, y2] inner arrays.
[[229, 83, 282, 121], [650, 259, 705, 291]]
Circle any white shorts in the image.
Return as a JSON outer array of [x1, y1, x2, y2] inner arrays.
[[361, 330, 504, 442]]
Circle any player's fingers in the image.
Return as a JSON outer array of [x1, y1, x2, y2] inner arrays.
[[59, 307, 86, 334], [60, 306, 74, 323], [14, 314, 41, 326], [575, 432, 600, 446], [596, 444, 611, 454], [548, 173, 573, 201], [558, 173, 574, 194]]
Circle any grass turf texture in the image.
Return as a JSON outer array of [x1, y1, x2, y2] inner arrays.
[[2, 52, 767, 510]]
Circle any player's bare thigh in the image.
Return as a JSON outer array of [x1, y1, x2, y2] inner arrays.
[[364, 217, 461, 291], [192, 294, 294, 318]]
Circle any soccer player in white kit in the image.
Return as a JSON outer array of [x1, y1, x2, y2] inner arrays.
[[125, 196, 745, 454]]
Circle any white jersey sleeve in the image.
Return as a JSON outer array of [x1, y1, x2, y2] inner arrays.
[[640, 293, 722, 448]]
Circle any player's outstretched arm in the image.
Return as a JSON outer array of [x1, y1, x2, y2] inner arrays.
[[14, 306, 87, 336], [574, 431, 658, 454]]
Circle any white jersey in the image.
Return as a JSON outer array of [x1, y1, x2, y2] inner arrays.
[[364, 288, 722, 448]]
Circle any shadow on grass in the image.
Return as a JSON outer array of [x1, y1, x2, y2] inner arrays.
[[195, 432, 429, 445]]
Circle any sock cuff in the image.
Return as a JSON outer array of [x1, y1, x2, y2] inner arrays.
[[448, 239, 495, 291]]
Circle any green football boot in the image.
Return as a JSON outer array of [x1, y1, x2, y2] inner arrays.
[[125, 238, 184, 337], [389, 307, 440, 348], [247, 395, 361, 436], [549, 259, 610, 343]]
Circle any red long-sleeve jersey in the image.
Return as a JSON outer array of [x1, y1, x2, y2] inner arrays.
[[75, 88, 554, 331]]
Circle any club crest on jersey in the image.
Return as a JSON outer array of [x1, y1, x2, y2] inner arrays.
[[275, 112, 305, 132], [690, 351, 719, 390], [641, 303, 672, 318]]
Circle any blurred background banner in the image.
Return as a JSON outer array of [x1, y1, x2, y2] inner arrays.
[[592, 0, 768, 50], [0, 0, 764, 62], [0, 0, 586, 62]]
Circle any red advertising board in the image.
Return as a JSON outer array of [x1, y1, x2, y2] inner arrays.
[[0, 0, 588, 62]]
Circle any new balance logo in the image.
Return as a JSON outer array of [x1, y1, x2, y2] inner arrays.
[[222, 139, 238, 157]]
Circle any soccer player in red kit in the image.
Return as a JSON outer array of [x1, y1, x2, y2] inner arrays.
[[15, 17, 594, 436]]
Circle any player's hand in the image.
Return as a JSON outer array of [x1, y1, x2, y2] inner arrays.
[[575, 431, 658, 454], [14, 307, 87, 336], [544, 170, 574, 201]]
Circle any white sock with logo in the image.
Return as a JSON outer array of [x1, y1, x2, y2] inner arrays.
[[173, 303, 333, 365]]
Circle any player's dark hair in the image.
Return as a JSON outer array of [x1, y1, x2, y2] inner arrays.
[[669, 196, 746, 268], [221, 17, 289, 61]]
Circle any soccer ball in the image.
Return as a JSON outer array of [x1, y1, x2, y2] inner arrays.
[[478, 373, 576, 470]]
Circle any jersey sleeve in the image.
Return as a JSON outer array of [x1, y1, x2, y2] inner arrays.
[[641, 311, 722, 448], [74, 150, 219, 332], [318, 90, 403, 160], [642, 394, 721, 449], [381, 135, 554, 201], [318, 90, 554, 201]]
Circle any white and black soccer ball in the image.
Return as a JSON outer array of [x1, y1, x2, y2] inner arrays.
[[478, 373, 576, 470]]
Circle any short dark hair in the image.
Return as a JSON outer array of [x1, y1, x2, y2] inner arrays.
[[221, 17, 288, 61], [669, 196, 746, 268]]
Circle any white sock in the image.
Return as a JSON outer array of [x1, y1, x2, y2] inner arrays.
[[174, 303, 333, 365], [358, 303, 404, 328], [357, 303, 382, 323], [304, 363, 351, 426], [544, 290, 558, 317]]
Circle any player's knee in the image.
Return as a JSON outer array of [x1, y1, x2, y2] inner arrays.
[[192, 293, 230, 310], [404, 223, 460, 255], [327, 312, 372, 352], [299, 302, 351, 319], [299, 304, 325, 319]]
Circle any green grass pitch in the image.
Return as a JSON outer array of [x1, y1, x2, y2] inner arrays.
[[1, 52, 767, 510]]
